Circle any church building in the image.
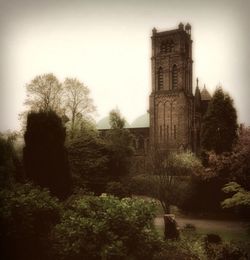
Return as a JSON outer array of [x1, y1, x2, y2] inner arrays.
[[97, 23, 211, 172]]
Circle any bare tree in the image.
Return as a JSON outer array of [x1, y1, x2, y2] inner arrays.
[[62, 78, 95, 138]]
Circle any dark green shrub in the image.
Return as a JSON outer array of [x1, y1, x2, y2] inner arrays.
[[153, 238, 203, 260], [0, 135, 17, 188], [23, 110, 72, 199], [183, 223, 196, 231], [218, 243, 248, 259], [0, 183, 61, 260], [204, 241, 248, 260], [204, 233, 222, 244], [203, 233, 248, 259], [105, 181, 130, 198]]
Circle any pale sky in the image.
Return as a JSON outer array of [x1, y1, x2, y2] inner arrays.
[[0, 0, 249, 132]]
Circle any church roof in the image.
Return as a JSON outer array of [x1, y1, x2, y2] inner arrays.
[[96, 116, 110, 129], [97, 113, 149, 129], [130, 113, 149, 128], [201, 86, 211, 101], [96, 116, 130, 130]]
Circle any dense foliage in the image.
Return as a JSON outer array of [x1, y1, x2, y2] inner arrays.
[[104, 109, 134, 179], [0, 183, 61, 260], [23, 110, 72, 199], [52, 195, 160, 260], [153, 227, 205, 260], [0, 136, 15, 187], [105, 181, 131, 198], [147, 150, 203, 214], [203, 234, 248, 260], [67, 127, 109, 194], [0, 180, 164, 260], [201, 87, 238, 154], [221, 182, 250, 210], [180, 127, 250, 216]]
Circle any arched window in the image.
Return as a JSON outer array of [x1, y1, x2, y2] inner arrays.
[[138, 137, 144, 150], [174, 125, 177, 139], [158, 67, 163, 90], [172, 65, 178, 89], [160, 42, 166, 53], [133, 138, 137, 149], [160, 125, 162, 141]]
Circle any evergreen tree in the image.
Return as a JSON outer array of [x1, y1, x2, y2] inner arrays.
[[201, 87, 238, 154], [23, 110, 71, 199], [105, 109, 134, 179], [0, 136, 15, 188], [67, 122, 110, 194]]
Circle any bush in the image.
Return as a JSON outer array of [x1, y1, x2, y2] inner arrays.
[[204, 233, 222, 244], [0, 136, 16, 188], [153, 232, 205, 260], [183, 223, 196, 232], [0, 183, 61, 260], [127, 174, 156, 197], [51, 195, 161, 260], [203, 233, 248, 259], [105, 181, 130, 198], [204, 242, 248, 260]]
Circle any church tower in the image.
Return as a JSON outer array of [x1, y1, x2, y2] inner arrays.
[[149, 23, 194, 151]]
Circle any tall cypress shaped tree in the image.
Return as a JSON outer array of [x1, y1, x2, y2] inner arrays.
[[201, 87, 238, 154], [23, 110, 71, 199]]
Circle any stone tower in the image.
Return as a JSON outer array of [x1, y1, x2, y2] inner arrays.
[[149, 23, 194, 152]]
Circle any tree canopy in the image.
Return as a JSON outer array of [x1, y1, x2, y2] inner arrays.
[[22, 74, 95, 137], [24, 73, 62, 113], [201, 87, 238, 154], [105, 109, 134, 179], [148, 150, 203, 214], [63, 78, 96, 138], [67, 124, 110, 194]]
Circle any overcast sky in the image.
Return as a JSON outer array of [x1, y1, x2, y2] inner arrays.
[[0, 0, 249, 131]]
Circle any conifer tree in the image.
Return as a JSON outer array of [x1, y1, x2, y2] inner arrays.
[[23, 110, 71, 199], [201, 87, 237, 154]]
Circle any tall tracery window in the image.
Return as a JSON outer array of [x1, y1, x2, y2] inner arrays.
[[160, 125, 163, 141], [172, 65, 178, 89], [158, 67, 163, 90], [138, 137, 144, 150], [174, 125, 177, 139]]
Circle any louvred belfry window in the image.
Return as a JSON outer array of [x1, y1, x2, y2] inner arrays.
[[158, 67, 163, 90], [172, 65, 178, 89]]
